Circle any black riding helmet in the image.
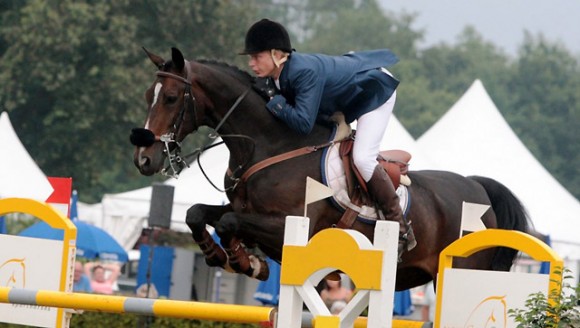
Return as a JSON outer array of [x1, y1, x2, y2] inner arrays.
[[240, 19, 292, 54]]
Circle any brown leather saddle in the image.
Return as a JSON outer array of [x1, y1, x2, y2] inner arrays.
[[335, 133, 411, 229]]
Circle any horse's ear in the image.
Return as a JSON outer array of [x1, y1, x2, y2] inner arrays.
[[143, 47, 164, 69], [171, 47, 185, 71]]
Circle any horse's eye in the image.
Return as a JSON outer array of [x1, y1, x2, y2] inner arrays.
[[165, 95, 178, 105]]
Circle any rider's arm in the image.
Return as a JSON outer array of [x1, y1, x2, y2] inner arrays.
[[266, 68, 324, 135]]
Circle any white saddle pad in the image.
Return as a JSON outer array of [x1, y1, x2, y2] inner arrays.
[[322, 143, 410, 221]]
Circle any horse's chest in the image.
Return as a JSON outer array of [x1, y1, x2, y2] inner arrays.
[[229, 183, 292, 214]]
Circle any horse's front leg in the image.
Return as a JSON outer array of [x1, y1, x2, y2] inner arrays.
[[215, 212, 285, 281], [186, 203, 231, 268]]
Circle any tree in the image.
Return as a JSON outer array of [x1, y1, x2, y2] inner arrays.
[[395, 26, 513, 136], [0, 0, 260, 202], [292, 0, 421, 59], [0, 0, 147, 202], [507, 32, 580, 198]]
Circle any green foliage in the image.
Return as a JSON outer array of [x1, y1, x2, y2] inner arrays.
[[3, 213, 37, 235], [506, 33, 580, 199], [509, 269, 580, 327], [0, 311, 261, 328], [70, 312, 260, 328]]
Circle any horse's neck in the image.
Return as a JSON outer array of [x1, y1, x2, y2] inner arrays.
[[220, 107, 332, 165], [193, 62, 332, 164]]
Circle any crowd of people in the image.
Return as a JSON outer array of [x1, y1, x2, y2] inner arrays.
[[72, 261, 120, 295]]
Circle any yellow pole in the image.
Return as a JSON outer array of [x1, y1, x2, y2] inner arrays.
[[0, 287, 274, 325]]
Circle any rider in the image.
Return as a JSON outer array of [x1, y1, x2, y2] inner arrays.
[[240, 18, 416, 257]]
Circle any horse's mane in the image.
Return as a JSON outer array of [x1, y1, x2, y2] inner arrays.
[[162, 57, 254, 87], [197, 59, 254, 86]]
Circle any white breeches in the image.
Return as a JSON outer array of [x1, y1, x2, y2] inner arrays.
[[352, 90, 397, 182]]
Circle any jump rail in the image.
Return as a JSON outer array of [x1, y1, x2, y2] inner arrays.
[[0, 286, 275, 326]]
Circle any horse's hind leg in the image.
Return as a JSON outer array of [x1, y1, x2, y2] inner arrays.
[[186, 203, 230, 268], [215, 212, 270, 281]]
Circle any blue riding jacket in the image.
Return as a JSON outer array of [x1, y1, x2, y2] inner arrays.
[[266, 49, 400, 134]]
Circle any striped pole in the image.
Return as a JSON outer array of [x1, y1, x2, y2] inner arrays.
[[0, 287, 274, 326], [299, 312, 431, 328]]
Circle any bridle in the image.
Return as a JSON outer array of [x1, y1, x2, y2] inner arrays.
[[131, 62, 252, 179], [154, 69, 198, 178]]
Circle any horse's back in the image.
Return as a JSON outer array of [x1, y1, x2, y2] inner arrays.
[[407, 170, 493, 206], [396, 169, 500, 288]]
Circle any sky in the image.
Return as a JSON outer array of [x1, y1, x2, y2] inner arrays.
[[379, 0, 580, 57]]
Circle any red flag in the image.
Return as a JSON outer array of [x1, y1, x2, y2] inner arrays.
[[46, 177, 72, 217]]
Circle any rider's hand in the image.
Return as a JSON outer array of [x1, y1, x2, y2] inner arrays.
[[252, 77, 279, 100]]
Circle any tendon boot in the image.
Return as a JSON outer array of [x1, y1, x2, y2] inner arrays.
[[367, 165, 416, 261]]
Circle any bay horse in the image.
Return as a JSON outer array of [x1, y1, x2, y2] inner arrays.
[[131, 48, 529, 291]]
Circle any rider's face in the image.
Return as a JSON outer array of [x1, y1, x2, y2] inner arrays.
[[248, 51, 276, 78]]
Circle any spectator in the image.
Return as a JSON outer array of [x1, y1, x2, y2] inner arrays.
[[320, 276, 353, 314], [72, 261, 92, 293], [85, 261, 120, 295]]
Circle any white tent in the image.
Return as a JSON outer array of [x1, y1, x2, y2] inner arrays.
[[380, 116, 438, 170], [79, 141, 230, 250], [417, 80, 580, 261], [0, 112, 53, 201]]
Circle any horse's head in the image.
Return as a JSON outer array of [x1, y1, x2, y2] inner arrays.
[[131, 47, 199, 176]]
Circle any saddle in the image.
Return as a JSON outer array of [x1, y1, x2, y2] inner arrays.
[[335, 132, 411, 229]]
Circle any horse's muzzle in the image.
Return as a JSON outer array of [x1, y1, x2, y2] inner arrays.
[[131, 128, 161, 176]]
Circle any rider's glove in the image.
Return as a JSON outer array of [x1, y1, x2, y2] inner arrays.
[[252, 77, 279, 100]]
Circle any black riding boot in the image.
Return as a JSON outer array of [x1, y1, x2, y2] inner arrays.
[[367, 165, 416, 260]]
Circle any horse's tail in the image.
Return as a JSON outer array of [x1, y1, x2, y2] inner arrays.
[[469, 175, 530, 271]]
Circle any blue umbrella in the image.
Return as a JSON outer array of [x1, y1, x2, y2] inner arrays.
[[19, 191, 128, 263], [19, 220, 128, 262]]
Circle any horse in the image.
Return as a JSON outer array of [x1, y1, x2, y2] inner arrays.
[[131, 47, 529, 291]]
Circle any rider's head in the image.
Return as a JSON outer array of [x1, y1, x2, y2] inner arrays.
[[241, 19, 292, 79], [240, 19, 292, 55]]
